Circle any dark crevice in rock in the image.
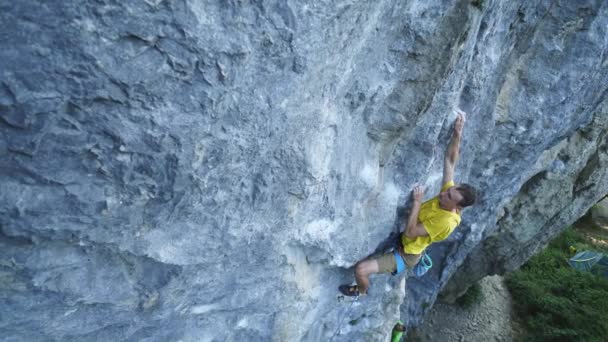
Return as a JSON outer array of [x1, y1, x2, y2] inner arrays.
[[519, 170, 548, 195], [0, 224, 33, 247]]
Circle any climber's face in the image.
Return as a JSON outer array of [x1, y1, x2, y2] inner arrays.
[[438, 186, 463, 211]]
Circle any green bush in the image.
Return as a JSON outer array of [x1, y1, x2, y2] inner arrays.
[[456, 282, 483, 308], [546, 226, 585, 252], [506, 227, 608, 341]]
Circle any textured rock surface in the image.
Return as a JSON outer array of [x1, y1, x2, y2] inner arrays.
[[591, 196, 608, 226], [413, 275, 514, 342], [1, 0, 607, 341]]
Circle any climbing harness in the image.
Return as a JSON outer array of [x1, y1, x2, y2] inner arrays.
[[391, 249, 407, 275]]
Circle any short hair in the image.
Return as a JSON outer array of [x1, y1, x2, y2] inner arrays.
[[456, 184, 477, 208]]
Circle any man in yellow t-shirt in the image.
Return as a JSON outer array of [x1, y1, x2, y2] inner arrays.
[[340, 110, 477, 297]]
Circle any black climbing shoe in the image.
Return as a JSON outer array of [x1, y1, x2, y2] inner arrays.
[[338, 284, 360, 297]]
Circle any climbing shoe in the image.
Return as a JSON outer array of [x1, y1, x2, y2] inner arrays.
[[338, 284, 360, 297]]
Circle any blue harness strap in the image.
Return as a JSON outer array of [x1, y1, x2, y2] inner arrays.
[[392, 250, 406, 275]]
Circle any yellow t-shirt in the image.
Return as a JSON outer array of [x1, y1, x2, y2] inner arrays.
[[402, 181, 461, 254]]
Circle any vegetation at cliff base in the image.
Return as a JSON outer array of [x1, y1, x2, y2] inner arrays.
[[505, 227, 608, 341], [456, 282, 483, 308]]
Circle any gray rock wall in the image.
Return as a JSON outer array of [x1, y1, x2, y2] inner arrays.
[[591, 196, 608, 226], [1, 0, 607, 341]]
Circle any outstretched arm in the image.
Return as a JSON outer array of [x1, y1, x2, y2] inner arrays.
[[404, 185, 429, 238], [443, 110, 465, 185]]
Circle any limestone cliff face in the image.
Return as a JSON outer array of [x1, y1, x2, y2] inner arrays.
[[1, 0, 607, 341]]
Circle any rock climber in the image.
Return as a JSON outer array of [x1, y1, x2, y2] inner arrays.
[[339, 110, 477, 297]]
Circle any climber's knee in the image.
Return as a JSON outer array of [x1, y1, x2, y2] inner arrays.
[[355, 259, 379, 277], [355, 261, 367, 277]]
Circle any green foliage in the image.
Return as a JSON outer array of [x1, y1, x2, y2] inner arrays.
[[456, 282, 483, 308], [506, 227, 608, 341], [546, 226, 585, 252]]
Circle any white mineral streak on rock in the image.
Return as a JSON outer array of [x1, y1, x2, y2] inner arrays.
[[426, 172, 443, 191], [360, 162, 378, 188], [302, 218, 340, 243], [469, 223, 483, 242], [282, 246, 321, 299], [63, 308, 77, 317], [307, 98, 338, 180], [237, 317, 248, 328], [191, 304, 219, 315], [382, 182, 401, 207]]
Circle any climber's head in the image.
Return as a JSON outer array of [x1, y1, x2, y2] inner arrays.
[[439, 184, 476, 211]]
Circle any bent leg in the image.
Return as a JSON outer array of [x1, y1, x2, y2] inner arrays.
[[343, 253, 399, 296], [354, 258, 379, 295]]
